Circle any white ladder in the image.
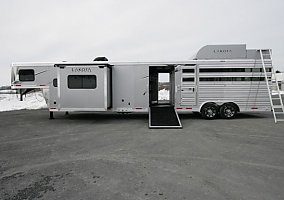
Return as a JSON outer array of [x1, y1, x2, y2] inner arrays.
[[259, 49, 284, 123]]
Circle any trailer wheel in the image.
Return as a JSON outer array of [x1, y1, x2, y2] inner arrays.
[[192, 111, 201, 116], [220, 103, 238, 119], [201, 103, 219, 119]]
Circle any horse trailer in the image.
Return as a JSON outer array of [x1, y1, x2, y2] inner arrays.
[[11, 44, 284, 128]]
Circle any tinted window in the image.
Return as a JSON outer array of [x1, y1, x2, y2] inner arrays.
[[251, 68, 261, 72], [183, 78, 194, 82], [182, 69, 195, 73], [68, 75, 96, 89], [199, 77, 266, 81], [199, 68, 271, 73], [200, 68, 244, 73], [19, 69, 35, 81]]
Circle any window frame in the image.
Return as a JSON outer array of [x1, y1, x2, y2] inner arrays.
[[19, 69, 35, 82], [67, 75, 97, 89]]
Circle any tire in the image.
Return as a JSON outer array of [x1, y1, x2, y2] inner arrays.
[[201, 103, 219, 119], [220, 103, 238, 119], [192, 111, 200, 115]]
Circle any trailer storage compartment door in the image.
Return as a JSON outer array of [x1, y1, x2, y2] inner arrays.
[[57, 65, 111, 111]]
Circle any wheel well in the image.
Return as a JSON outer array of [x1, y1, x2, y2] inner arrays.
[[221, 102, 240, 112], [199, 102, 219, 112]]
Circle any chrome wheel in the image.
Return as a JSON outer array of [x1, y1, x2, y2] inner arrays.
[[220, 103, 238, 119], [201, 103, 218, 119]]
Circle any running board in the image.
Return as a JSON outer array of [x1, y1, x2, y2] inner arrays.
[[149, 106, 182, 129]]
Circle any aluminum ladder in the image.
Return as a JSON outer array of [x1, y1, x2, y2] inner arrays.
[[259, 49, 284, 123]]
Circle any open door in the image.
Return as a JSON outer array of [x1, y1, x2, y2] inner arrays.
[[149, 66, 182, 129]]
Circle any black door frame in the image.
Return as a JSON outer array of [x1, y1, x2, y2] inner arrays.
[[149, 65, 175, 107]]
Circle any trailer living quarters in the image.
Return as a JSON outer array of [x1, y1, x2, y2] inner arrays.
[[11, 44, 284, 128]]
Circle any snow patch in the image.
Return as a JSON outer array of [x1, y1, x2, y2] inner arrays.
[[159, 89, 169, 100], [0, 92, 47, 112]]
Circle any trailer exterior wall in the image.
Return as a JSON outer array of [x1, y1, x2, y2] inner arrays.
[[112, 65, 148, 112], [11, 63, 55, 89], [176, 60, 272, 112], [10, 60, 272, 114]]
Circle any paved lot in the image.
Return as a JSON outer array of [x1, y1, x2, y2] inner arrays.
[[0, 109, 284, 200]]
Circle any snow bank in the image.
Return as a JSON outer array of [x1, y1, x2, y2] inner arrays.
[[0, 92, 47, 112]]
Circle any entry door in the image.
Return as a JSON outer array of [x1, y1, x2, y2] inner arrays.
[[149, 69, 158, 105], [180, 66, 197, 106]]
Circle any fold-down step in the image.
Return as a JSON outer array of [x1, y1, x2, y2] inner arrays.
[[149, 106, 182, 129]]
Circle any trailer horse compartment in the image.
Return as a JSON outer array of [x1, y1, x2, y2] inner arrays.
[[11, 44, 284, 128]]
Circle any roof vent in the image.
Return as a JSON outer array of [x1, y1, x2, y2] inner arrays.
[[93, 57, 108, 61]]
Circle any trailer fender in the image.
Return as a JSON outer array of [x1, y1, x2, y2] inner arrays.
[[221, 102, 240, 112], [199, 101, 219, 113]]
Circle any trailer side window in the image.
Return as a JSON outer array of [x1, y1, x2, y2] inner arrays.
[[183, 78, 194, 82], [199, 68, 269, 73], [53, 78, 58, 87], [182, 69, 195, 73], [19, 69, 35, 81], [199, 77, 266, 81], [68, 75, 97, 89], [251, 68, 262, 72], [200, 68, 244, 73]]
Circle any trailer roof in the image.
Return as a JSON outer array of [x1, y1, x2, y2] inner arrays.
[[12, 59, 270, 67]]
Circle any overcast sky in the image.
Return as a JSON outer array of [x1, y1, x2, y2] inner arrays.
[[0, 0, 284, 86]]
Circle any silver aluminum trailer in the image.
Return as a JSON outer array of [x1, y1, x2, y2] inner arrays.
[[11, 45, 284, 127]]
